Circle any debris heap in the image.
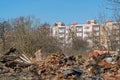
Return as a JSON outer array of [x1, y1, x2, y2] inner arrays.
[[0, 48, 35, 80], [34, 52, 83, 80], [85, 50, 120, 80], [0, 48, 119, 80]]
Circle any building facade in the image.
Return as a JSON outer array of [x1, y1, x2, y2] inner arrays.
[[52, 22, 69, 48], [100, 20, 120, 51], [52, 20, 120, 52]]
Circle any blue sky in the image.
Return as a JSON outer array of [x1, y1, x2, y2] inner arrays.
[[0, 0, 112, 25]]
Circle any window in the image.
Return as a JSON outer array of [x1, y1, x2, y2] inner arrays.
[[76, 26, 82, 31], [59, 29, 65, 33], [93, 27, 99, 30], [77, 33, 82, 37], [59, 34, 64, 37]]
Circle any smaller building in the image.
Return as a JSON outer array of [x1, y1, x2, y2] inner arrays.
[[100, 20, 120, 51]]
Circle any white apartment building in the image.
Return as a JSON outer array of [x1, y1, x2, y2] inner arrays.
[[52, 22, 69, 47], [52, 20, 119, 51], [52, 20, 100, 48], [69, 20, 100, 48]]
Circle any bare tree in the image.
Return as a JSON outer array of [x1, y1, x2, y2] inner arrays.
[[106, 0, 120, 52], [72, 37, 87, 51], [65, 26, 88, 54], [94, 0, 120, 52], [0, 21, 12, 52], [11, 16, 61, 57]]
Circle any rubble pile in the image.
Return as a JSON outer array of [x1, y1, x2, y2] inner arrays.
[[0, 48, 36, 80], [34, 53, 83, 80], [34, 50, 120, 80], [0, 48, 119, 80], [85, 50, 120, 80]]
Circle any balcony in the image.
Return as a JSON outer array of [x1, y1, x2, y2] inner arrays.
[[93, 32, 100, 36], [76, 27, 83, 32], [58, 29, 65, 33], [112, 26, 120, 30], [76, 33, 83, 37], [93, 28, 99, 31], [76, 30, 83, 33]]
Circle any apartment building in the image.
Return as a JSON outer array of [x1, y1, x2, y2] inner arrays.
[[52, 20, 100, 48], [69, 23, 83, 38], [100, 20, 120, 51], [52, 22, 69, 47], [92, 23, 100, 49], [52, 20, 119, 52]]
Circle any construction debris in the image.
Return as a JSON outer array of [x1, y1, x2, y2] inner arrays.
[[0, 48, 35, 80], [0, 48, 119, 80]]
